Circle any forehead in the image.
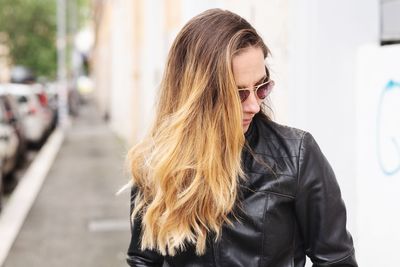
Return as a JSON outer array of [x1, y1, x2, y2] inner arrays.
[[232, 46, 266, 88]]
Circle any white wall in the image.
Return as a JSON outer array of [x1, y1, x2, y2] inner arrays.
[[137, 0, 165, 141], [355, 44, 400, 267], [106, 0, 166, 144], [286, 0, 379, 238], [109, 0, 135, 143]]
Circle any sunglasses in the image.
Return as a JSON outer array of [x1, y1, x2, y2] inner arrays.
[[237, 79, 275, 102]]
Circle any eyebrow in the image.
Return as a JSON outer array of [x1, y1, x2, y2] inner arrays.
[[237, 74, 268, 89]]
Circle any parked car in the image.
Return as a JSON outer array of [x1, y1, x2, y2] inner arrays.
[[0, 86, 28, 167], [0, 96, 19, 213], [0, 99, 20, 177], [43, 82, 59, 129], [3, 83, 52, 147], [31, 83, 55, 134]]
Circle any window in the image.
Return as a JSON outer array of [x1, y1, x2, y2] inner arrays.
[[381, 0, 400, 45]]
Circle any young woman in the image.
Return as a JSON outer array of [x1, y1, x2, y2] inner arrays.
[[126, 8, 357, 267]]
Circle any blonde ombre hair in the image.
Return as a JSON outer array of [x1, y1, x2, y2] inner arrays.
[[127, 9, 270, 256]]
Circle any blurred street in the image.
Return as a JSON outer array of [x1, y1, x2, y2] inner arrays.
[[0, 0, 398, 266], [2, 100, 131, 267]]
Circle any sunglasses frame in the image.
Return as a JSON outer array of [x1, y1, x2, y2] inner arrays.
[[237, 79, 274, 102]]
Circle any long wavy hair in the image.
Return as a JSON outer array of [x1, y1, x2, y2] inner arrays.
[[127, 8, 270, 256]]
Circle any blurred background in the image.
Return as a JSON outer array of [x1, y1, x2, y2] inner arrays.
[[0, 0, 399, 266]]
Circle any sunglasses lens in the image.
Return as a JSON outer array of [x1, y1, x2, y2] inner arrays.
[[239, 90, 250, 102], [257, 81, 274, 99]]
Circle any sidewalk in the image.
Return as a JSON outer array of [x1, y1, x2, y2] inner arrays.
[[2, 101, 132, 267]]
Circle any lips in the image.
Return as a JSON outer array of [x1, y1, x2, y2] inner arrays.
[[242, 119, 252, 125]]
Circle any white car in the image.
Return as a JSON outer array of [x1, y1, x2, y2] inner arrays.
[[0, 101, 19, 176], [31, 83, 54, 131], [2, 83, 52, 145]]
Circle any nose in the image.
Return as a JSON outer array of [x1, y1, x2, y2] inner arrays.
[[242, 91, 260, 115]]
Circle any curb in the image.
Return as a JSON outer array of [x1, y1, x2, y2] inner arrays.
[[0, 128, 65, 266]]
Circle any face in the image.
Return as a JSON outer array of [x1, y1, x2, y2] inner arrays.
[[232, 46, 266, 133]]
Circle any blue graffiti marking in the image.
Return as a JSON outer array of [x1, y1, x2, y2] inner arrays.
[[376, 79, 400, 176]]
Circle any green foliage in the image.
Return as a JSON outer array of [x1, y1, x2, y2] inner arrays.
[[77, 0, 91, 29], [0, 0, 57, 79]]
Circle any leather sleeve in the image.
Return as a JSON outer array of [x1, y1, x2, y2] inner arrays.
[[127, 186, 164, 267], [295, 132, 358, 267]]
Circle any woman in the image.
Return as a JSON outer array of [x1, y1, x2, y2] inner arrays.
[[126, 8, 357, 267]]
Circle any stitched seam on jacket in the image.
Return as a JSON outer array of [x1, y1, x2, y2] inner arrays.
[[314, 247, 355, 266], [261, 190, 295, 199], [259, 137, 304, 141], [250, 152, 299, 159], [260, 193, 270, 267], [245, 170, 296, 177], [295, 131, 307, 198], [290, 215, 296, 267]]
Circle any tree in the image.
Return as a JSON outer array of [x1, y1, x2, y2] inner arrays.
[[0, 0, 57, 79]]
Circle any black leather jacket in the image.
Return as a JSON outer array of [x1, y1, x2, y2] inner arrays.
[[127, 115, 358, 267]]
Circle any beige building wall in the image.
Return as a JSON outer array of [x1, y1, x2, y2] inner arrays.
[[108, 0, 136, 144], [92, 0, 173, 146], [92, 0, 112, 122], [92, 0, 143, 146]]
